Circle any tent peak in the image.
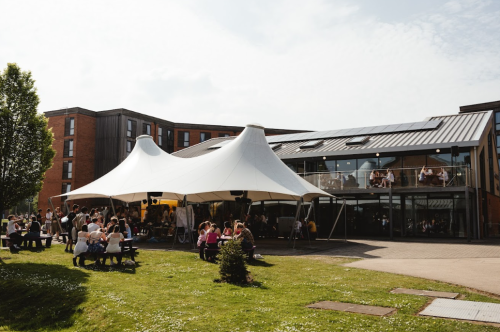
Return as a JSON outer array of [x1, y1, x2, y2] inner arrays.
[[247, 123, 264, 130], [136, 135, 153, 141]]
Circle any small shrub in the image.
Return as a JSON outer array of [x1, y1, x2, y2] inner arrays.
[[217, 239, 249, 284]]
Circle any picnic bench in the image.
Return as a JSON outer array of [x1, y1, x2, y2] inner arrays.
[[73, 238, 138, 267], [1, 235, 52, 248]]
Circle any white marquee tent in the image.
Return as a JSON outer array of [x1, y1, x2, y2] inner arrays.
[[56, 124, 332, 203]]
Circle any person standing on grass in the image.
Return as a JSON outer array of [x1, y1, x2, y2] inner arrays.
[[45, 208, 53, 236], [36, 208, 42, 225], [65, 204, 79, 253]]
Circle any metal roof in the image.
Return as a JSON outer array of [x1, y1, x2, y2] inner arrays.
[[172, 111, 492, 160]]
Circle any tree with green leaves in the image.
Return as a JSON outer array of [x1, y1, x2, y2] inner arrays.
[[0, 63, 55, 223], [217, 239, 250, 284]]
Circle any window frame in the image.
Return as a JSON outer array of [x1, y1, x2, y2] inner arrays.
[[62, 161, 73, 179], [63, 139, 74, 158]]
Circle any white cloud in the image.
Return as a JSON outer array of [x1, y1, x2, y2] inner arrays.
[[0, 0, 499, 131]]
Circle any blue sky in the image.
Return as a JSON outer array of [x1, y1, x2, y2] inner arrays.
[[0, 0, 499, 131]]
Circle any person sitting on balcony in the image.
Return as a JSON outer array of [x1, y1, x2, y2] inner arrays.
[[333, 172, 346, 188], [381, 169, 395, 188], [419, 166, 427, 183], [437, 168, 449, 183], [369, 170, 377, 187]]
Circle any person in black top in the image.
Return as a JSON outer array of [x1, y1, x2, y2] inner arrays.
[[65, 204, 79, 253], [25, 216, 42, 248], [36, 209, 43, 224]]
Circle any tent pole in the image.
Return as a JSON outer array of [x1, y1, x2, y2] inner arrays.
[[64, 199, 70, 215], [288, 197, 302, 248], [344, 199, 347, 242], [240, 191, 248, 222], [183, 195, 195, 249], [48, 197, 61, 236], [109, 197, 116, 217], [327, 199, 346, 242], [303, 202, 312, 247]]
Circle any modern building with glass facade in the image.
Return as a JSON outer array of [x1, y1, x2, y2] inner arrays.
[[174, 109, 500, 240]]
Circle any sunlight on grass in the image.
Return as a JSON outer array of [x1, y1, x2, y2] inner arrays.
[[1, 246, 499, 331]]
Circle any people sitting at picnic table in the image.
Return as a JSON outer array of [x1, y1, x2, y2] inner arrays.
[[25, 216, 41, 237], [106, 216, 118, 235], [205, 223, 221, 262], [197, 221, 210, 260], [381, 169, 395, 188], [87, 227, 106, 254], [119, 219, 132, 239], [24, 216, 42, 247], [234, 222, 255, 249], [87, 217, 100, 233], [106, 225, 124, 266], [7, 215, 23, 251], [223, 221, 233, 236], [73, 225, 89, 266]]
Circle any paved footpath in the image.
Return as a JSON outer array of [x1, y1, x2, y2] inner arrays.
[[320, 239, 500, 296]]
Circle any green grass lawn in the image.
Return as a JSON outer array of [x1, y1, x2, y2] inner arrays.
[[0, 247, 499, 332]]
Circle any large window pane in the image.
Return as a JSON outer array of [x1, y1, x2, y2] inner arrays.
[[337, 159, 358, 188]]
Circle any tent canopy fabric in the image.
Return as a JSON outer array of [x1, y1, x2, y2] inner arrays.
[[56, 124, 332, 203]]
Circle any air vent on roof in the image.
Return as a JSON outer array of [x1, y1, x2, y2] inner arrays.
[[346, 136, 370, 146], [208, 140, 231, 149], [300, 140, 324, 149], [269, 143, 282, 150]]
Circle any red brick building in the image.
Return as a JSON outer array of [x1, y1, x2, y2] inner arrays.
[[38, 107, 308, 212]]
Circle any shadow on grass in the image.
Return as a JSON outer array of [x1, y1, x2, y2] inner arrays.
[[0, 261, 89, 331], [247, 259, 274, 268], [78, 262, 138, 274]]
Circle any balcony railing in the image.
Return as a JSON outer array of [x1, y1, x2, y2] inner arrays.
[[300, 166, 472, 191]]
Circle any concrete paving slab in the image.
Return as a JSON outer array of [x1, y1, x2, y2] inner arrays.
[[420, 298, 500, 324], [344, 258, 500, 296], [391, 288, 458, 298], [307, 301, 396, 316]]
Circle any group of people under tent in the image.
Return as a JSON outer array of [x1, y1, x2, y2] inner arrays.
[[196, 220, 255, 262]]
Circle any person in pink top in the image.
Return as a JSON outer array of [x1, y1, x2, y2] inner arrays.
[[205, 223, 221, 262], [222, 221, 233, 237], [197, 221, 210, 260]]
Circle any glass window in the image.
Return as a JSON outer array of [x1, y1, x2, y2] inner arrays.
[[158, 128, 163, 146], [63, 139, 73, 158], [63, 161, 72, 179], [65, 117, 75, 136], [378, 156, 402, 169], [496, 112, 500, 124], [178, 131, 190, 147], [200, 132, 211, 142], [61, 183, 71, 195], [286, 163, 297, 172], [402, 154, 426, 169], [428, 153, 452, 166], [337, 159, 357, 188], [143, 123, 151, 135], [127, 120, 137, 138], [218, 133, 230, 137], [126, 140, 135, 155]]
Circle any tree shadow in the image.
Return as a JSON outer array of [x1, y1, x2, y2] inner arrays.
[[247, 259, 275, 267], [0, 262, 89, 331]]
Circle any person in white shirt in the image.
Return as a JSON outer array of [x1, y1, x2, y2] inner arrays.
[[7, 215, 23, 250], [45, 208, 53, 236], [87, 218, 100, 233]]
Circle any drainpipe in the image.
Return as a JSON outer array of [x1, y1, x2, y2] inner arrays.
[[474, 146, 480, 240]]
